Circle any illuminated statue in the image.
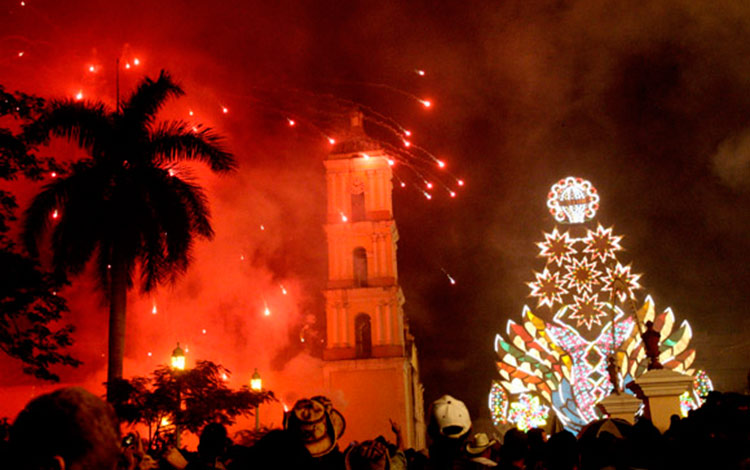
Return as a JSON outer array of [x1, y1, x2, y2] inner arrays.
[[489, 177, 712, 433]]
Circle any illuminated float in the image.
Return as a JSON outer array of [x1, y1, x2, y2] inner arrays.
[[490, 177, 712, 433]]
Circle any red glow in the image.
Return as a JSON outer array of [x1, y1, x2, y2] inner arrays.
[[50, 172, 57, 178]]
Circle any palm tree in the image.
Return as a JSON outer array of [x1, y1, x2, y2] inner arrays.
[[22, 71, 236, 399]]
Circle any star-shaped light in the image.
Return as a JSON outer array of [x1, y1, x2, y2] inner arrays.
[[528, 267, 569, 309], [507, 394, 550, 432], [603, 263, 642, 302], [582, 225, 623, 264], [537, 228, 577, 267], [563, 257, 602, 294], [568, 291, 609, 330]]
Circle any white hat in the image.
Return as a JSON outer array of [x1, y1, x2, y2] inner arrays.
[[431, 395, 471, 438]]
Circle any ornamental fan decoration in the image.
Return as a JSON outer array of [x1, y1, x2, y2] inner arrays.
[[490, 177, 712, 433]]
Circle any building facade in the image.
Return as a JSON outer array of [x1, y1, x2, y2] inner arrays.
[[321, 113, 426, 448]]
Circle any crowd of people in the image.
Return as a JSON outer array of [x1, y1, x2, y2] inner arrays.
[[2, 387, 749, 470]]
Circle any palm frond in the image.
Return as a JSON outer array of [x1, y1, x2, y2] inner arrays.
[[23, 100, 112, 156], [123, 70, 184, 127], [150, 121, 236, 172]]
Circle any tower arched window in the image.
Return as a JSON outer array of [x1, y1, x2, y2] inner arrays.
[[353, 247, 368, 287], [351, 192, 366, 221], [355, 313, 372, 358]]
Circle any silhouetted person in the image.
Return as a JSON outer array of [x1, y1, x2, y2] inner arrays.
[[9, 387, 121, 470]]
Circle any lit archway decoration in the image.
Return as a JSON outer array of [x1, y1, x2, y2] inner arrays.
[[547, 177, 600, 224]]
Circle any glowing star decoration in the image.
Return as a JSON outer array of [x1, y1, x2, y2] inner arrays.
[[528, 267, 568, 309], [583, 225, 623, 263], [489, 382, 509, 426], [563, 257, 602, 295], [547, 177, 600, 224], [567, 291, 608, 329], [537, 228, 577, 267], [603, 263, 641, 302], [507, 394, 549, 432]]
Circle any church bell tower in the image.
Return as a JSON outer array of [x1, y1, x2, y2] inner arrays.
[[322, 112, 425, 448]]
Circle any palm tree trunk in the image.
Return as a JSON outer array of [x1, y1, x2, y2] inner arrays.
[[106, 251, 128, 401]]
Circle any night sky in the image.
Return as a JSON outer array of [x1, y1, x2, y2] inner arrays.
[[2, 0, 749, 424]]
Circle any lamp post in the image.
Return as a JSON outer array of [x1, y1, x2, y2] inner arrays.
[[171, 343, 185, 447], [251, 368, 262, 431]]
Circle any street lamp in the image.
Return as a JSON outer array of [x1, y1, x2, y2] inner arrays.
[[251, 368, 262, 431], [170, 343, 185, 447], [171, 342, 185, 370]]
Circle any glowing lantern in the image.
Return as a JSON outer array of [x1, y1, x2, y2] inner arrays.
[[170, 343, 185, 370], [250, 369, 262, 391]]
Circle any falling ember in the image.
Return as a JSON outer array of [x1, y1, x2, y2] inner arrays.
[[147, 352, 152, 357], [74, 91, 83, 101], [222, 106, 229, 114], [125, 63, 131, 69], [387, 159, 395, 166], [415, 69, 426, 76], [188, 110, 194, 116], [424, 192, 432, 200], [51, 209, 59, 219], [457, 179, 465, 186], [107, 264, 111, 269], [222, 373, 228, 381], [260, 224, 265, 231], [340, 212, 348, 222], [280, 285, 288, 295], [50, 172, 57, 178], [17, 51, 24, 57], [404, 130, 412, 137], [133, 58, 140, 66], [202, 329, 207, 334], [151, 304, 157, 315], [88, 65, 95, 72], [240, 254, 245, 261], [168, 169, 175, 176], [400, 182, 406, 188], [287, 118, 295, 126], [361, 153, 370, 160], [184, 345, 189, 353], [283, 404, 289, 412], [264, 306, 271, 317], [420, 99, 432, 108], [403, 140, 411, 148], [437, 160, 446, 168], [327, 137, 336, 145], [426, 182, 433, 189], [450, 191, 456, 198]]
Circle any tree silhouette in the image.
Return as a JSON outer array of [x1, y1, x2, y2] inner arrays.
[[22, 71, 236, 398], [1, 85, 79, 381]]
